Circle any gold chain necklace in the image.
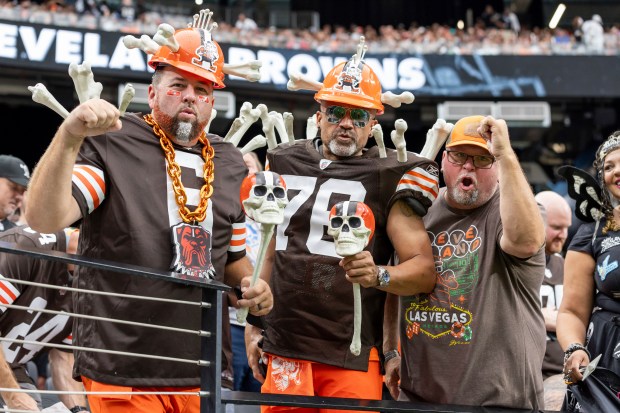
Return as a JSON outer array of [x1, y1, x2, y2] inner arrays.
[[144, 114, 215, 224]]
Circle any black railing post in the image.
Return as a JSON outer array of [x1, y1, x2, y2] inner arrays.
[[201, 288, 222, 413]]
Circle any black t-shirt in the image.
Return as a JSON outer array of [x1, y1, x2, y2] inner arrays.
[[569, 221, 620, 312], [0, 226, 72, 384]]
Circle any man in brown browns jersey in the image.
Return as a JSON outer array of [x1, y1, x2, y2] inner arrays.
[[245, 47, 439, 412], [389, 115, 546, 410], [24, 11, 272, 413], [0, 226, 85, 412]]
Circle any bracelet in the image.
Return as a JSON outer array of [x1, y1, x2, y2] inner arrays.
[[69, 406, 89, 413], [563, 343, 591, 364], [384, 349, 400, 363]]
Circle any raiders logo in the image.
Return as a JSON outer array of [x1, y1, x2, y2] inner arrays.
[[614, 342, 620, 359], [170, 223, 216, 281]]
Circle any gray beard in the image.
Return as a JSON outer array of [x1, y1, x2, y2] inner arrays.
[[328, 139, 357, 158], [175, 122, 194, 143], [448, 186, 479, 207]]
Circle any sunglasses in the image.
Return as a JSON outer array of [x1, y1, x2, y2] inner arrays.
[[321, 106, 372, 128], [446, 150, 495, 169]]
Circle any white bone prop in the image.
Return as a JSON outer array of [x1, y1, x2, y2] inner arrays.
[[381, 91, 415, 108], [224, 103, 262, 146], [327, 200, 375, 356], [224, 118, 243, 143], [263, 113, 279, 150], [204, 108, 217, 133], [68, 62, 103, 104], [28, 83, 69, 119], [152, 23, 179, 52], [240, 135, 267, 155], [269, 111, 288, 144], [122, 34, 160, 54], [420, 119, 454, 160], [118, 83, 136, 117], [391, 119, 408, 163], [371, 124, 386, 158], [287, 72, 323, 92], [283, 112, 295, 142], [237, 171, 289, 324], [256, 104, 278, 150], [223, 61, 262, 82], [306, 114, 318, 140]]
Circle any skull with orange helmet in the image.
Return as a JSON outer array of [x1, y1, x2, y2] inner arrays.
[[314, 37, 384, 115]]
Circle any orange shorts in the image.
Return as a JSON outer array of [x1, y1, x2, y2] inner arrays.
[[260, 349, 382, 413], [82, 376, 200, 413]]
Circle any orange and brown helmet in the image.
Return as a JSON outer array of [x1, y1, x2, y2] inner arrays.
[[148, 10, 226, 88], [328, 200, 376, 241], [314, 37, 384, 115]]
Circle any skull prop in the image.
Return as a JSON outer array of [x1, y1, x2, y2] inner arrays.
[[328, 201, 375, 256], [240, 171, 288, 224]]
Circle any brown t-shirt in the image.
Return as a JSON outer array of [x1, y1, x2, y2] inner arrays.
[[263, 139, 439, 371], [71, 113, 247, 386], [399, 188, 546, 410], [541, 253, 564, 378]]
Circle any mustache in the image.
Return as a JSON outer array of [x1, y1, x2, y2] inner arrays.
[[331, 128, 356, 139]]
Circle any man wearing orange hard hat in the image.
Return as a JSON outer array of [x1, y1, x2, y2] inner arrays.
[[245, 38, 439, 412], [386, 115, 547, 410], [26, 9, 272, 413]]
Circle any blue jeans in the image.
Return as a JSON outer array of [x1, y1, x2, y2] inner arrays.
[[231, 324, 262, 392]]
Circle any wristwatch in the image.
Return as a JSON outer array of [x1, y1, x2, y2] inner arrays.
[[376, 266, 390, 287], [69, 406, 89, 413]]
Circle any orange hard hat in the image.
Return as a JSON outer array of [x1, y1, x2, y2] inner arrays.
[[149, 28, 225, 89], [315, 58, 384, 115]]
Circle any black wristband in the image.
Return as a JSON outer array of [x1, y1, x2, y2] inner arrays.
[[384, 349, 400, 363], [563, 343, 591, 364], [69, 406, 89, 413]]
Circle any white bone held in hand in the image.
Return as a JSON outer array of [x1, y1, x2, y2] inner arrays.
[[118, 84, 135, 116], [68, 62, 103, 104], [306, 114, 318, 140], [287, 72, 323, 92], [327, 200, 374, 356], [237, 172, 289, 324], [122, 34, 160, 54], [381, 91, 415, 108], [420, 119, 454, 160], [152, 23, 179, 52], [223, 61, 262, 82], [28, 84, 69, 119], [391, 119, 408, 163], [371, 124, 386, 158], [240, 135, 267, 155], [283, 112, 295, 142]]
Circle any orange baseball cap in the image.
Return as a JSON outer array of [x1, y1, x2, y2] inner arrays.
[[445, 115, 490, 152]]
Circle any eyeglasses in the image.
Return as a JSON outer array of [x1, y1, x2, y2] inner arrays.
[[446, 150, 495, 169], [321, 106, 372, 128]]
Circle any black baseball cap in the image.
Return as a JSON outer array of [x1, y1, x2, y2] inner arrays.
[[0, 155, 30, 187]]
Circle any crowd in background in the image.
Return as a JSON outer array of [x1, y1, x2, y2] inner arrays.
[[1, 0, 619, 55]]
